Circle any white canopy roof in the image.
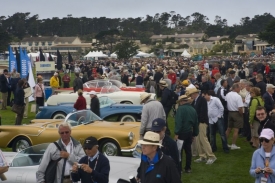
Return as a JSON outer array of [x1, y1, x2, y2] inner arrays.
[[84, 51, 108, 58], [27, 52, 57, 58], [136, 51, 155, 58], [181, 49, 191, 58], [110, 52, 117, 58]]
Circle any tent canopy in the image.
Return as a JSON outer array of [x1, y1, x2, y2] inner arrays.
[[110, 52, 117, 58], [181, 49, 191, 58], [136, 51, 154, 57], [84, 51, 108, 58]]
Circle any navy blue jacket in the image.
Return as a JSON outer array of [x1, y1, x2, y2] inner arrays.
[[191, 95, 209, 124], [263, 92, 274, 114], [71, 152, 110, 183], [14, 86, 25, 106], [0, 74, 8, 93], [160, 88, 173, 109], [136, 76, 143, 85], [11, 77, 20, 91]]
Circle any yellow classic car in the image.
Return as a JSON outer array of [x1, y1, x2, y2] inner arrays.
[[0, 110, 140, 156]]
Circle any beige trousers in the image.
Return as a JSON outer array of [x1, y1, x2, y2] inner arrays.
[[24, 98, 29, 117], [63, 179, 72, 183], [195, 123, 215, 159], [1, 92, 8, 109]]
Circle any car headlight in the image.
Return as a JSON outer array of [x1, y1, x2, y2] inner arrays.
[[128, 132, 134, 141]]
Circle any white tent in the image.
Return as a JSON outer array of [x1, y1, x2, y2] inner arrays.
[[84, 51, 108, 58], [136, 51, 153, 57], [110, 52, 117, 58], [181, 49, 191, 58]]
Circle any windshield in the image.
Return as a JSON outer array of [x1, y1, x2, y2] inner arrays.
[[83, 80, 112, 88], [99, 96, 116, 107], [11, 143, 49, 167], [108, 80, 123, 88], [100, 85, 121, 94], [65, 110, 102, 126]]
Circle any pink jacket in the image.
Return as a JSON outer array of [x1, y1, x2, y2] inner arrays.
[[34, 84, 45, 98]]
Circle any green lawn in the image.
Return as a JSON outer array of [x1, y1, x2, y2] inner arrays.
[[0, 74, 255, 182]]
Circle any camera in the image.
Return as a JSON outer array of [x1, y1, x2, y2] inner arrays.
[[260, 169, 265, 174], [77, 164, 82, 168]]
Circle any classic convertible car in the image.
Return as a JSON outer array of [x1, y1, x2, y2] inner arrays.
[[47, 85, 155, 105], [37, 96, 142, 122], [0, 110, 139, 155], [2, 143, 139, 183], [58, 79, 145, 92]]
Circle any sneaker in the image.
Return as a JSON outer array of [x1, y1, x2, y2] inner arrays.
[[227, 144, 231, 148], [231, 144, 241, 150], [194, 157, 207, 163], [185, 169, 192, 173], [206, 157, 217, 165]]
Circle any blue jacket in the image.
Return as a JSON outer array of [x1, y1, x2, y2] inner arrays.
[[250, 146, 275, 183], [263, 92, 274, 114]]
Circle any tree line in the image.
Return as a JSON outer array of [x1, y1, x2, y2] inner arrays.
[[0, 11, 274, 52]]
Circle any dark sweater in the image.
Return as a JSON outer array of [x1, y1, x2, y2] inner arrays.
[[71, 153, 110, 183], [74, 96, 87, 110], [90, 97, 100, 117], [14, 87, 25, 106], [136, 76, 144, 85], [191, 95, 209, 124], [255, 81, 267, 96]]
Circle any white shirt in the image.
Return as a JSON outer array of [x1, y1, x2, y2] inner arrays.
[[244, 92, 251, 107], [220, 87, 226, 100], [225, 91, 243, 111], [204, 63, 209, 69], [61, 138, 73, 176], [207, 96, 224, 124], [214, 78, 222, 94]]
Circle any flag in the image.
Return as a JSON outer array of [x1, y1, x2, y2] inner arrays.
[[19, 47, 28, 79], [15, 48, 21, 74], [39, 49, 45, 61], [8, 45, 17, 72], [57, 49, 62, 70], [44, 53, 48, 61], [68, 51, 73, 63], [48, 52, 54, 61]]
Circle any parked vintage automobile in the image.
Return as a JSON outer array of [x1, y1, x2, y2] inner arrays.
[[37, 96, 142, 122], [2, 143, 139, 183], [47, 85, 155, 105], [58, 79, 145, 92], [0, 110, 139, 155]]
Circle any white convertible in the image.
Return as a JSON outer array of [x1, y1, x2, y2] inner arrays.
[[2, 143, 139, 183], [47, 85, 156, 106]]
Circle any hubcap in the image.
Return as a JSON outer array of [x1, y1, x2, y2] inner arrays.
[[123, 117, 134, 122], [54, 115, 65, 119], [16, 140, 30, 152], [102, 142, 118, 156]]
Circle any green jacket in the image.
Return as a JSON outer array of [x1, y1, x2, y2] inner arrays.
[[249, 96, 264, 123], [175, 103, 199, 136]]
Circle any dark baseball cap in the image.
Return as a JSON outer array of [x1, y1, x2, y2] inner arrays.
[[151, 118, 166, 132], [83, 136, 98, 149]]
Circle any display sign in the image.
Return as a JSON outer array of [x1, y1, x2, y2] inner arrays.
[[20, 47, 28, 79], [36, 61, 55, 72]]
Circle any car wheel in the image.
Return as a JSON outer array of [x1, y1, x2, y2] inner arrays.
[[119, 115, 136, 122], [121, 101, 133, 104], [12, 137, 31, 152], [52, 112, 66, 119], [99, 139, 121, 156]]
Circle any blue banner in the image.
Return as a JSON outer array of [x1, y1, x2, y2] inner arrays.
[[23, 49, 31, 68], [19, 47, 28, 79], [8, 45, 17, 72]]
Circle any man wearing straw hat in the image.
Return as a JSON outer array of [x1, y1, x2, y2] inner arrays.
[[174, 95, 199, 173], [136, 131, 181, 183], [186, 87, 217, 165], [139, 93, 166, 139]]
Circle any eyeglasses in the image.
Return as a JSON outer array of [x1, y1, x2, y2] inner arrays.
[[153, 131, 161, 133], [260, 138, 270, 143], [60, 131, 70, 135], [84, 147, 92, 150], [256, 113, 266, 116]]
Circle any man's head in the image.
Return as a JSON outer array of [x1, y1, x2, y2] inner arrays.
[[201, 90, 215, 101], [201, 76, 207, 83], [214, 73, 221, 80], [158, 80, 168, 90], [256, 73, 263, 82], [58, 123, 72, 142], [266, 84, 275, 95], [221, 79, 228, 88], [232, 83, 240, 93], [138, 131, 161, 157], [186, 88, 200, 99], [229, 70, 235, 78], [88, 91, 97, 98], [83, 136, 99, 157], [256, 106, 267, 121], [151, 118, 166, 140], [245, 81, 253, 91], [140, 93, 151, 104], [3, 69, 8, 75]]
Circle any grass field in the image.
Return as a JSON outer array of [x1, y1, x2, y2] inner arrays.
[[0, 73, 256, 182]]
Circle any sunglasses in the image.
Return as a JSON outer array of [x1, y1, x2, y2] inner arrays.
[[84, 147, 92, 150], [153, 131, 161, 133], [260, 138, 270, 143], [60, 131, 70, 135], [256, 113, 266, 116]]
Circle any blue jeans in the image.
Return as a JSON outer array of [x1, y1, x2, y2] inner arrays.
[[209, 118, 229, 152]]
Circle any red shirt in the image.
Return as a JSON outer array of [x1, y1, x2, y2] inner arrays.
[[74, 95, 87, 110], [62, 75, 70, 82], [266, 65, 270, 75], [168, 73, 177, 84]]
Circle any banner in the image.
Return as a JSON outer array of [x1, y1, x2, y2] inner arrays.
[[19, 47, 28, 79], [35, 61, 55, 72], [8, 45, 17, 72]]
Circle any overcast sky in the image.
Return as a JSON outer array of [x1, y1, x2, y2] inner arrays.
[[1, 0, 274, 25]]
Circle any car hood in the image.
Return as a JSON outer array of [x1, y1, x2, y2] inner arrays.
[[111, 103, 143, 109], [90, 121, 140, 130]]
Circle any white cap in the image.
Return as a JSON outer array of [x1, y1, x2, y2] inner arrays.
[[88, 91, 97, 95], [260, 128, 274, 140], [267, 84, 275, 89]]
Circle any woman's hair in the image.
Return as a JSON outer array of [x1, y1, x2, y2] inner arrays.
[[78, 89, 83, 96], [250, 87, 261, 97]]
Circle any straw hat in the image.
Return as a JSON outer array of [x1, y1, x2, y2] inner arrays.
[[138, 131, 162, 146], [158, 80, 168, 87], [140, 93, 151, 103], [176, 95, 191, 103], [186, 87, 200, 96]]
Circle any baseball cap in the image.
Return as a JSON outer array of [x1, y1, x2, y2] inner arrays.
[[88, 91, 97, 95], [182, 80, 189, 86], [83, 136, 98, 149], [260, 128, 274, 140], [151, 118, 166, 132], [266, 84, 275, 89]]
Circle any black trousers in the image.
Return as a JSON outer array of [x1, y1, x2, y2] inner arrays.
[[164, 106, 172, 135], [243, 107, 251, 141], [63, 82, 70, 88], [178, 131, 193, 171]]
